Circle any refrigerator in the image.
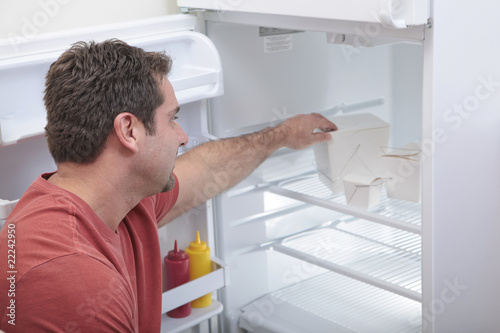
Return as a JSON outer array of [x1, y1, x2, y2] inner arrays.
[[1, 0, 500, 332]]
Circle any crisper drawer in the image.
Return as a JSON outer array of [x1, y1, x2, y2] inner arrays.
[[177, 0, 430, 29]]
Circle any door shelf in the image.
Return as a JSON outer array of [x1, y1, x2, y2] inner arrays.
[[161, 257, 228, 331], [0, 61, 221, 146], [161, 257, 228, 313], [269, 173, 421, 234], [0, 15, 223, 146], [0, 198, 19, 220], [161, 300, 223, 333], [274, 219, 421, 302]]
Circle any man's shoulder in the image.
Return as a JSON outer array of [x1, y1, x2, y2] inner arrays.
[[8, 176, 84, 220], [0, 178, 122, 290]]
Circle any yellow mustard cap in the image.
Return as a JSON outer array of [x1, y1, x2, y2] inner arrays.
[[189, 231, 207, 251]]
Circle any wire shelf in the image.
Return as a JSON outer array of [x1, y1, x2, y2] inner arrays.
[[242, 271, 421, 333], [276, 219, 421, 300], [269, 173, 421, 234]]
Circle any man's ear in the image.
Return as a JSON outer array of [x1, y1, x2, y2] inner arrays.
[[113, 113, 141, 153]]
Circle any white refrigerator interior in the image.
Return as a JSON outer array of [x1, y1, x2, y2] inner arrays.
[[178, 0, 500, 332], [206, 22, 423, 333]]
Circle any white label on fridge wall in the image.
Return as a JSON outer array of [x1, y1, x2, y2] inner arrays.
[[264, 35, 293, 53]]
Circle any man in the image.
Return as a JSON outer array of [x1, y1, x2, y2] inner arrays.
[[0, 39, 336, 332]]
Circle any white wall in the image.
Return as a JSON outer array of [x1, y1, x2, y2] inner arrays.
[[0, 0, 180, 40]]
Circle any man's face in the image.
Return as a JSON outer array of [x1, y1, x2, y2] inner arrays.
[[140, 78, 188, 194]]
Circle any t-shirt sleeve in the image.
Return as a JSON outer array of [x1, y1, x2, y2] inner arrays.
[[2, 254, 137, 332], [154, 172, 180, 222]]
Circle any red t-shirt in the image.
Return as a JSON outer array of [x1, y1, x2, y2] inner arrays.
[[0, 172, 179, 332]]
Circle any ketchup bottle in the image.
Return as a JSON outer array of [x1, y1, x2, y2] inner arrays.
[[185, 231, 212, 308], [164, 240, 191, 318]]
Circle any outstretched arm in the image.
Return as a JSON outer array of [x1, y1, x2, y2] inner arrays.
[[158, 113, 337, 227]]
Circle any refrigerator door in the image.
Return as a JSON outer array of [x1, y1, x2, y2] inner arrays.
[[0, 15, 222, 146], [178, 0, 430, 28], [0, 14, 227, 333]]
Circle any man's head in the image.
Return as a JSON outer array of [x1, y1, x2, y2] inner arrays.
[[44, 39, 172, 164]]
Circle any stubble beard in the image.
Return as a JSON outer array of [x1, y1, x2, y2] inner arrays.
[[161, 172, 176, 193]]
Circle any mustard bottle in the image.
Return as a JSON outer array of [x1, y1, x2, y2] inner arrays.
[[185, 231, 211, 307]]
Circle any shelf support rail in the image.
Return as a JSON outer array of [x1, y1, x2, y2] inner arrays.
[[269, 185, 421, 235], [273, 243, 422, 303]]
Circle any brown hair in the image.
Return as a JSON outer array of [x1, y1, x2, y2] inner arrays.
[[44, 39, 172, 163]]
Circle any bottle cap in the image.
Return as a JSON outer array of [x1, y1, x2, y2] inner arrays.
[[189, 231, 207, 251], [168, 240, 188, 261]]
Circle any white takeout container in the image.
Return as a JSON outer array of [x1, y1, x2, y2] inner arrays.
[[343, 173, 384, 209], [381, 142, 421, 203], [313, 113, 390, 194]]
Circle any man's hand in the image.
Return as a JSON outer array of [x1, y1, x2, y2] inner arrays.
[[274, 113, 338, 150]]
